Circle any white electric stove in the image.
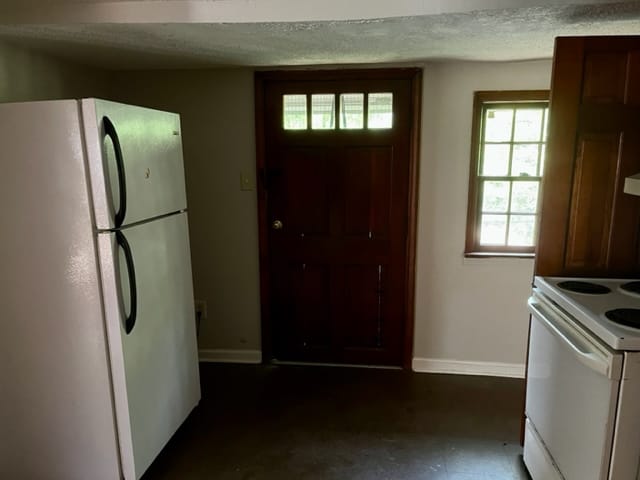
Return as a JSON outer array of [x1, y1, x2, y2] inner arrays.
[[524, 276, 640, 480]]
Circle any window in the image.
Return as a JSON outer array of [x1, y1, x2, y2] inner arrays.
[[465, 91, 549, 256], [282, 93, 393, 130]]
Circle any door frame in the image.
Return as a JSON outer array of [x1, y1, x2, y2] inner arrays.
[[254, 68, 422, 369]]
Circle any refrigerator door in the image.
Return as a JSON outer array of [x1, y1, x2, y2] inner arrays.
[[82, 99, 188, 229], [0, 100, 121, 480], [98, 212, 201, 479]]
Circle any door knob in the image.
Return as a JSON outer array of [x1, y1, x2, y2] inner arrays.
[[272, 220, 283, 230]]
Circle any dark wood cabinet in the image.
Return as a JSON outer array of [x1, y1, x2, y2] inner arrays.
[[535, 36, 640, 277]]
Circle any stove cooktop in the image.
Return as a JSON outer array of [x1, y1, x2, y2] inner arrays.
[[534, 276, 640, 351]]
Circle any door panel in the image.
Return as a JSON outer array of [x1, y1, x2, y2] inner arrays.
[[98, 212, 200, 479], [343, 147, 392, 239], [259, 70, 419, 366], [82, 99, 188, 229], [342, 264, 387, 349]]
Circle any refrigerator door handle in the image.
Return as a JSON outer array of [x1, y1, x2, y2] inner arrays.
[[103, 116, 127, 227], [116, 230, 138, 334]]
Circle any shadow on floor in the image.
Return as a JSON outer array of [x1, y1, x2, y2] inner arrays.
[[142, 363, 531, 480]]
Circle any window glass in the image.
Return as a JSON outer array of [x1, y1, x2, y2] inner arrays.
[[466, 91, 549, 255], [368, 93, 393, 129], [311, 94, 335, 130], [513, 109, 544, 142], [481, 144, 510, 176], [283, 95, 307, 130], [340, 93, 364, 129], [484, 109, 513, 142]]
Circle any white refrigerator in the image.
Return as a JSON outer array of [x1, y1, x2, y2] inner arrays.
[[0, 99, 201, 479]]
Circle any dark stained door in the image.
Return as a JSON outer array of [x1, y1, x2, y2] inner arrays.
[[256, 70, 420, 366]]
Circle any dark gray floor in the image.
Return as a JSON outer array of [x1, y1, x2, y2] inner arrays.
[[142, 363, 531, 480]]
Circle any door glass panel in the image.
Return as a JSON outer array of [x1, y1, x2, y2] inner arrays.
[[283, 95, 307, 130], [340, 93, 364, 129], [311, 94, 335, 130], [480, 214, 507, 245], [481, 144, 510, 176], [368, 93, 393, 129], [484, 108, 513, 142]]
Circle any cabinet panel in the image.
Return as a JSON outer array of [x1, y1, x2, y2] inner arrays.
[[536, 36, 640, 277], [626, 52, 640, 106], [582, 52, 628, 104], [565, 134, 620, 270]]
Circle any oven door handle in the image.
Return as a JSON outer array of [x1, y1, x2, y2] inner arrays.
[[528, 298, 613, 378]]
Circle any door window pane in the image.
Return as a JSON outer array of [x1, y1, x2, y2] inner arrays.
[[283, 95, 307, 130], [481, 144, 510, 176], [508, 215, 536, 246], [311, 94, 335, 130], [513, 109, 544, 141], [480, 214, 507, 245], [368, 93, 393, 129], [482, 181, 510, 213], [510, 181, 539, 213], [340, 93, 364, 129], [484, 109, 513, 142]]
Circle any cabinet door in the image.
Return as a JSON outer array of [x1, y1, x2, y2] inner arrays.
[[536, 37, 640, 277]]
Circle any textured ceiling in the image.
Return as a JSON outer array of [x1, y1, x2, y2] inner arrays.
[[0, 2, 639, 69]]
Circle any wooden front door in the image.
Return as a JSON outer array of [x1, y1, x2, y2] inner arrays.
[[256, 69, 421, 367]]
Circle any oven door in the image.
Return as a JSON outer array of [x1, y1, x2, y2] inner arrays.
[[524, 292, 623, 480]]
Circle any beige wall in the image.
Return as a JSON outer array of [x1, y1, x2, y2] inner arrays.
[[2, 42, 553, 372], [109, 60, 552, 373], [108, 70, 262, 354], [0, 41, 107, 102], [413, 59, 553, 376]]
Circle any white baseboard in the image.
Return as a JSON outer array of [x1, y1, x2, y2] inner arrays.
[[412, 357, 525, 378], [199, 349, 262, 364]]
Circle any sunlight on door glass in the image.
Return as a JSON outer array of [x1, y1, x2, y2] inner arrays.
[[283, 95, 307, 130], [340, 94, 364, 129], [311, 94, 335, 130], [368, 93, 393, 129]]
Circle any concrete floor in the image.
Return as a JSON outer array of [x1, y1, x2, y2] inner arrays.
[[142, 363, 531, 480]]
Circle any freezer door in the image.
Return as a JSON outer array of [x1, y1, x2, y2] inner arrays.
[[82, 99, 188, 229], [98, 212, 200, 479], [525, 295, 622, 480]]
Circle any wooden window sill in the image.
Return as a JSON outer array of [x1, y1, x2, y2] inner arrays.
[[464, 252, 535, 259]]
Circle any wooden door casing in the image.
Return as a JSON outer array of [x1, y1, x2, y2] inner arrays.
[[535, 37, 640, 277], [255, 69, 421, 367]]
